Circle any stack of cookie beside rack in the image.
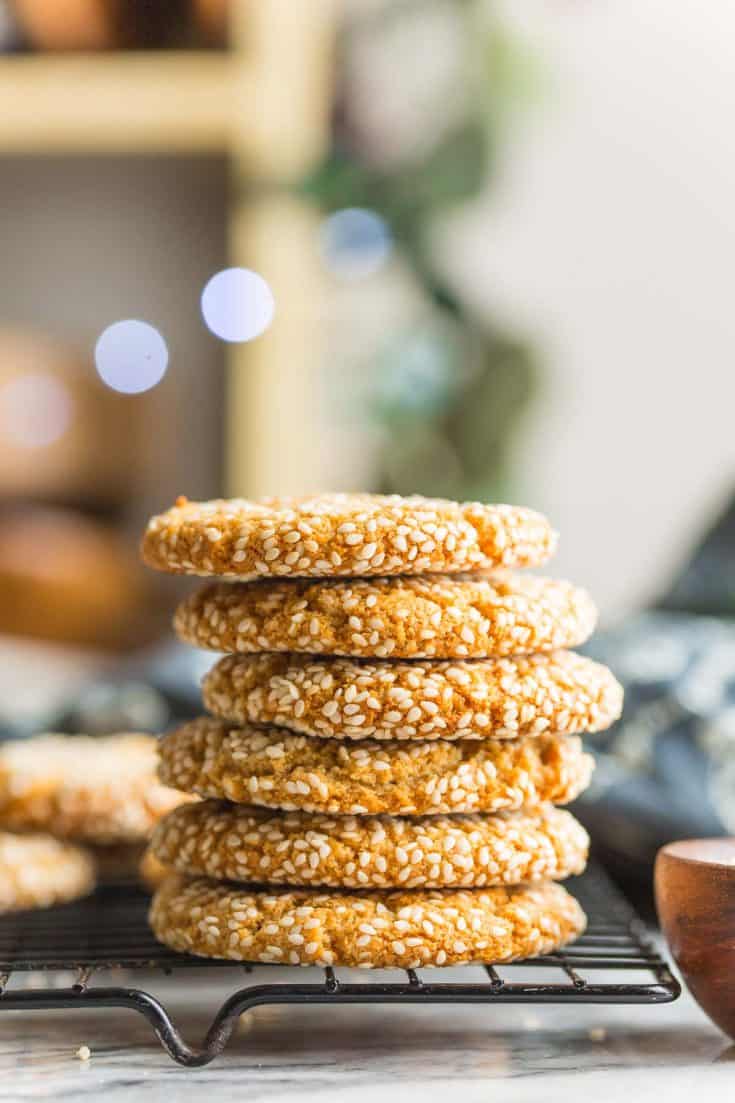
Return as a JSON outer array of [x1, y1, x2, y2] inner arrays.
[[0, 734, 187, 913], [142, 494, 622, 969]]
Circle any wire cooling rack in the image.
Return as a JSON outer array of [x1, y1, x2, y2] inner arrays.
[[0, 863, 679, 1066]]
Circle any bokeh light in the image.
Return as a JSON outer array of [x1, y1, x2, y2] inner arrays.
[[0, 374, 73, 448], [200, 267, 275, 343], [373, 328, 457, 420], [319, 208, 392, 279], [95, 319, 169, 394]]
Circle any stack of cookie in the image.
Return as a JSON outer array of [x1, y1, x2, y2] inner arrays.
[[142, 494, 622, 969], [0, 733, 187, 912]]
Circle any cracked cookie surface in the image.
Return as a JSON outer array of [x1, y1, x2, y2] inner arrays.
[[158, 717, 594, 815], [202, 651, 621, 742], [151, 801, 589, 889], [149, 875, 586, 967], [143, 494, 556, 581], [176, 570, 596, 660]]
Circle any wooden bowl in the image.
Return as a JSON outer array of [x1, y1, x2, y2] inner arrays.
[[655, 838, 735, 1040]]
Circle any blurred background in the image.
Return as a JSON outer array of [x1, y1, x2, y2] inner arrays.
[[1, 0, 734, 902]]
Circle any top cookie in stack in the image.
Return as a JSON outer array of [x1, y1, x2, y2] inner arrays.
[[142, 493, 557, 581], [143, 493, 622, 970]]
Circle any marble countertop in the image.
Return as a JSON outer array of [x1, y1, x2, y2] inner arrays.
[[1, 961, 732, 1102]]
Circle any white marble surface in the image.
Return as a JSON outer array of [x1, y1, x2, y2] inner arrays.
[[0, 962, 732, 1102]]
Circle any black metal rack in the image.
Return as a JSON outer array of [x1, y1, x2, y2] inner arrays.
[[0, 864, 679, 1067]]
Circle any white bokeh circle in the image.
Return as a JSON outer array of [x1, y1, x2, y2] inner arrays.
[[200, 267, 275, 343], [95, 319, 169, 395]]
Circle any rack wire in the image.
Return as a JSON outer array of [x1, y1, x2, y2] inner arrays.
[[0, 863, 679, 1066]]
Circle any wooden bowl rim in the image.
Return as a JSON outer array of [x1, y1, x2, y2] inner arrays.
[[658, 837, 735, 871]]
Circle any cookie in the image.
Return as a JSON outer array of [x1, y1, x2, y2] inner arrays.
[[175, 570, 596, 661], [0, 831, 95, 913], [0, 733, 189, 845], [159, 718, 593, 815], [142, 494, 556, 581], [149, 875, 586, 967], [151, 801, 589, 889], [202, 651, 621, 742]]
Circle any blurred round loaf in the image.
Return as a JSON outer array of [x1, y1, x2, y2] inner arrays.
[[0, 507, 145, 649]]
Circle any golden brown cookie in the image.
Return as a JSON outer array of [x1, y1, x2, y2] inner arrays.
[[0, 831, 95, 913], [149, 875, 586, 967], [0, 733, 189, 845], [142, 494, 556, 581], [202, 651, 621, 742], [158, 717, 593, 815], [175, 570, 596, 661], [151, 801, 589, 889]]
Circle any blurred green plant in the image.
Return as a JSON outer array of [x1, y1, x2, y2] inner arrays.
[[302, 0, 542, 501]]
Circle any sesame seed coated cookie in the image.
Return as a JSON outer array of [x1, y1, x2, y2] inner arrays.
[[175, 570, 597, 661], [202, 651, 621, 742], [0, 831, 95, 913], [149, 875, 586, 967], [159, 718, 594, 815], [0, 733, 190, 845], [142, 494, 556, 581], [152, 801, 589, 890]]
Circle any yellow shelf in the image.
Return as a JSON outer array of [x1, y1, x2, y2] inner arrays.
[[0, 52, 237, 153]]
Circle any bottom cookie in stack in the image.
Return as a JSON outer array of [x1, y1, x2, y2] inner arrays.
[[150, 877, 585, 969], [148, 800, 588, 968]]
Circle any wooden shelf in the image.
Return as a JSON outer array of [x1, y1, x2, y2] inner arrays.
[[0, 0, 339, 498], [0, 52, 237, 153]]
